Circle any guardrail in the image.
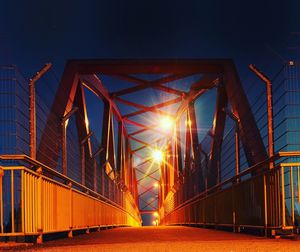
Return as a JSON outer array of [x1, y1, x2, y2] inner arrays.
[[159, 152, 300, 236], [0, 155, 141, 243]]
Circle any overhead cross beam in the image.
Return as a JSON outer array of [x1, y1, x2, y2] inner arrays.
[[140, 197, 158, 210], [124, 118, 165, 135], [110, 73, 190, 97], [136, 168, 160, 182], [124, 97, 182, 118], [138, 183, 158, 197], [131, 137, 165, 153], [137, 172, 160, 184], [115, 97, 174, 118]]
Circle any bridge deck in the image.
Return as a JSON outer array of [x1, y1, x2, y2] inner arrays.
[[4, 226, 299, 251]]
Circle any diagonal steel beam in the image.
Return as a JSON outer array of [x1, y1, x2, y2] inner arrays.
[[131, 145, 148, 154], [132, 151, 144, 160], [124, 118, 164, 135], [133, 158, 152, 168], [115, 97, 173, 118], [140, 197, 158, 210], [136, 169, 160, 183], [111, 73, 191, 97], [139, 188, 157, 198], [135, 168, 159, 182], [154, 85, 187, 96], [128, 128, 150, 137], [124, 97, 182, 118], [137, 184, 158, 197], [129, 135, 152, 147], [131, 137, 165, 153]]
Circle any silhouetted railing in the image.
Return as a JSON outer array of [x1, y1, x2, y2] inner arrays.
[[159, 152, 300, 235]]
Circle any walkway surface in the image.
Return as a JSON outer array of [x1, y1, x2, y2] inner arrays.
[[1, 226, 300, 252]]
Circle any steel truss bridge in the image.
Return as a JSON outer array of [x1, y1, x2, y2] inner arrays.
[[0, 59, 299, 243]]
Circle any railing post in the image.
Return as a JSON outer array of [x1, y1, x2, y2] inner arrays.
[[68, 182, 73, 238], [298, 166, 300, 204], [263, 174, 268, 236], [290, 166, 295, 228], [36, 166, 43, 244], [11, 170, 15, 234], [281, 166, 286, 228]]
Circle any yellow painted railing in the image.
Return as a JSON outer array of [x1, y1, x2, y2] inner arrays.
[[0, 155, 141, 241]]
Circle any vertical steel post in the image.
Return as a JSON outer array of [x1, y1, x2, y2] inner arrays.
[[21, 170, 24, 233], [61, 107, 78, 175], [290, 166, 295, 226], [29, 63, 52, 159], [36, 167, 43, 244], [11, 170, 14, 234], [281, 166, 286, 227], [68, 182, 73, 238], [263, 174, 268, 236], [298, 166, 300, 203], [249, 64, 274, 168]]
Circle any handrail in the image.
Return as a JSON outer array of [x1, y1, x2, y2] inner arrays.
[[0, 154, 141, 222]]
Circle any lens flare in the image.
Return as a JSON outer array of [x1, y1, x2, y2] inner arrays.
[[152, 149, 164, 162], [160, 116, 174, 130]]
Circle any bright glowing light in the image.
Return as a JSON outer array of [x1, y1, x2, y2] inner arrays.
[[154, 182, 159, 188], [152, 220, 156, 225], [185, 119, 192, 126], [152, 149, 164, 162], [160, 116, 174, 130], [153, 211, 159, 217]]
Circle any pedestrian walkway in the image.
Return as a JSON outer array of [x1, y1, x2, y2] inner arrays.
[[2, 226, 299, 252]]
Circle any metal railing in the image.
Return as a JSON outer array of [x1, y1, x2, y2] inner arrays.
[[0, 154, 141, 242], [159, 152, 300, 235]]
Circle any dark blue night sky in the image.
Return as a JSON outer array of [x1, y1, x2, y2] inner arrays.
[[0, 0, 299, 77]]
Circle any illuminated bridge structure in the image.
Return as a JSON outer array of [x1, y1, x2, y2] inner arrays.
[[0, 59, 299, 243]]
